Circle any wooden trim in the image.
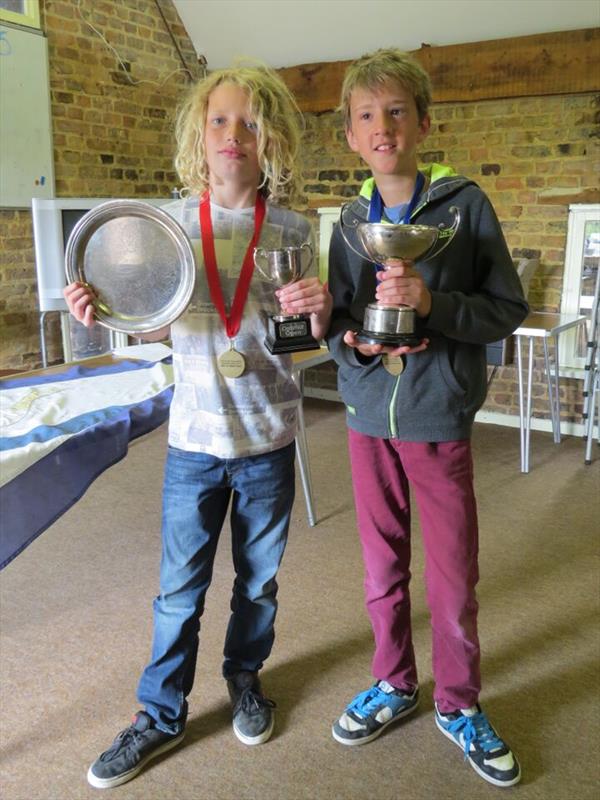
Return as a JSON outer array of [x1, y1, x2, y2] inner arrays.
[[280, 28, 600, 112], [538, 188, 600, 205]]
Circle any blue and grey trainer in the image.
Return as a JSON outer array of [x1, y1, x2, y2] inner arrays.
[[332, 680, 419, 745], [435, 703, 521, 787]]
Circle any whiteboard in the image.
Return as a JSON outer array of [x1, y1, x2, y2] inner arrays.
[[0, 24, 54, 208]]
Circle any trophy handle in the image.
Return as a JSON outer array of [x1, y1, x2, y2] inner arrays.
[[253, 247, 271, 281], [339, 203, 375, 263], [423, 205, 461, 262], [299, 242, 314, 276]]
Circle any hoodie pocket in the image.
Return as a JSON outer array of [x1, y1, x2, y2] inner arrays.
[[436, 345, 467, 398], [337, 361, 390, 420]]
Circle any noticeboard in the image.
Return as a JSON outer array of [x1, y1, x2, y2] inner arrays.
[[0, 23, 54, 208]]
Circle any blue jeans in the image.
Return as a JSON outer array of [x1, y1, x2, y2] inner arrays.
[[137, 441, 295, 734]]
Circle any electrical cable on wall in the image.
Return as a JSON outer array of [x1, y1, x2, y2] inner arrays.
[[75, 0, 206, 87], [152, 0, 198, 82]]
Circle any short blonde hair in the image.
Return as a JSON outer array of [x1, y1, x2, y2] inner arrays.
[[340, 48, 432, 129], [175, 64, 302, 202]]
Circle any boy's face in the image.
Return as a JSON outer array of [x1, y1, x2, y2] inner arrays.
[[204, 82, 261, 192], [346, 80, 430, 180]]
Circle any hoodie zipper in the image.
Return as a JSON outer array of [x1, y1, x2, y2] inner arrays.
[[388, 376, 401, 437]]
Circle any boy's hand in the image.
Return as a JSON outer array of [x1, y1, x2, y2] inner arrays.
[[63, 281, 96, 328], [343, 330, 429, 358], [277, 277, 330, 315], [277, 277, 332, 341], [376, 259, 432, 318], [63, 280, 170, 341]]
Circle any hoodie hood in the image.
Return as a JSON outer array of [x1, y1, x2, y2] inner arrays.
[[352, 163, 476, 222]]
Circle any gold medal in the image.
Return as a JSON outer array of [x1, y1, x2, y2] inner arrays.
[[382, 353, 406, 376], [217, 345, 245, 378]]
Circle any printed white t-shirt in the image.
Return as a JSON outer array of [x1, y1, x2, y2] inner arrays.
[[163, 194, 314, 459]]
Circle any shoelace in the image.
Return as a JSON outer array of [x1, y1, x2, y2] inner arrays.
[[238, 687, 276, 716], [100, 724, 144, 762], [445, 712, 504, 759], [347, 685, 391, 718]]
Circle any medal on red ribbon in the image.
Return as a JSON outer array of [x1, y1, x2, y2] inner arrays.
[[200, 191, 266, 378]]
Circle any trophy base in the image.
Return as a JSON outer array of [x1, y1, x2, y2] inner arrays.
[[265, 315, 320, 355], [356, 329, 422, 348]]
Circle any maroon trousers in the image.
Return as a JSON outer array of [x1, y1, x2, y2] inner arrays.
[[348, 428, 481, 713]]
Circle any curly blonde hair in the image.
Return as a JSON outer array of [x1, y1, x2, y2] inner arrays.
[[174, 64, 302, 203], [340, 48, 432, 129]]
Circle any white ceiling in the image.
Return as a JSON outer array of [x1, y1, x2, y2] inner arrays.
[[172, 0, 600, 70]]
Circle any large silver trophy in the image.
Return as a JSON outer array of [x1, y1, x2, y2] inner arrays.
[[340, 206, 460, 346], [253, 243, 320, 354]]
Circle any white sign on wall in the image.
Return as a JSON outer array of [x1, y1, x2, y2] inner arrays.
[[0, 23, 54, 208]]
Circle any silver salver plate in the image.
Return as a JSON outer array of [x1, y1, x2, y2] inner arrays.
[[65, 200, 196, 334]]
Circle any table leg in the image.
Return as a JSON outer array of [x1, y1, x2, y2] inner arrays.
[[292, 368, 317, 527], [516, 334, 534, 473], [544, 335, 561, 444], [525, 337, 534, 472], [553, 334, 562, 443], [516, 334, 524, 471]]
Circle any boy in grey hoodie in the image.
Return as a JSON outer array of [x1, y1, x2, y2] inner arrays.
[[326, 48, 527, 789]]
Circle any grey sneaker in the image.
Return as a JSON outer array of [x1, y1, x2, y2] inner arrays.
[[332, 680, 419, 745], [227, 671, 275, 745], [87, 711, 184, 789]]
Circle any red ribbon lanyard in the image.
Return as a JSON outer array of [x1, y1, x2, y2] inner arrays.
[[199, 191, 266, 339]]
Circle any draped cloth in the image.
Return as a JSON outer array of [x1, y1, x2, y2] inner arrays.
[[0, 346, 174, 569]]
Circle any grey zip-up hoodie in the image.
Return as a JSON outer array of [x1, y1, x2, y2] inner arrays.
[[326, 164, 529, 442]]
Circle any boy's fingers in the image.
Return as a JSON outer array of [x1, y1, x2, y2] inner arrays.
[[377, 264, 415, 280], [83, 306, 96, 327], [388, 338, 429, 356], [279, 279, 324, 300], [343, 330, 385, 357]]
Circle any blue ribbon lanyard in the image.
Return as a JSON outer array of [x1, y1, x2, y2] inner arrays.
[[368, 171, 425, 280]]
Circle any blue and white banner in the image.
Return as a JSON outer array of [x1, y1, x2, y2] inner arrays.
[[0, 349, 174, 570]]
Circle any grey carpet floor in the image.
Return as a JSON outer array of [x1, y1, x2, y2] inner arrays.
[[1, 399, 599, 800]]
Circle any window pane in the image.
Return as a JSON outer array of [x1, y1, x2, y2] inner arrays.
[[582, 220, 600, 299], [576, 220, 600, 358], [0, 1, 26, 13], [561, 205, 600, 369]]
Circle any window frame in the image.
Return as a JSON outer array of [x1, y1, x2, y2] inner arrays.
[[560, 203, 600, 373], [0, 0, 40, 30]]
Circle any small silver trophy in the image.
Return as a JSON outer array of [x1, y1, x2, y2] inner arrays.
[[340, 206, 461, 346], [253, 243, 320, 354]]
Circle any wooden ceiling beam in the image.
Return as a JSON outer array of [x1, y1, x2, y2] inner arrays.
[[279, 28, 600, 113]]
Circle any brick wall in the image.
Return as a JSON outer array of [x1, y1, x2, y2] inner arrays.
[[0, 0, 199, 370], [294, 93, 599, 425]]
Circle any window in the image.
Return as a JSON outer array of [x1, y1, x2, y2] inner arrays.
[[0, 0, 40, 29], [561, 204, 600, 371], [317, 206, 340, 282]]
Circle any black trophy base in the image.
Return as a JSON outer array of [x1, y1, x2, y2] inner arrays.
[[265, 315, 320, 355], [356, 329, 422, 348]]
